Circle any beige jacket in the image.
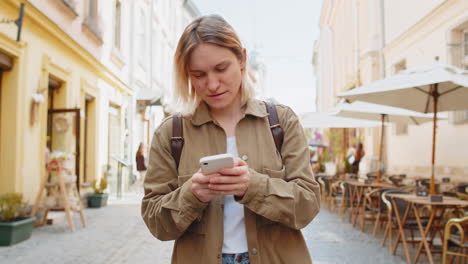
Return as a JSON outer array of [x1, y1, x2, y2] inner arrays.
[[142, 99, 320, 264]]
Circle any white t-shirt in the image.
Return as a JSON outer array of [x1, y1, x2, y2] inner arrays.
[[222, 136, 248, 253]]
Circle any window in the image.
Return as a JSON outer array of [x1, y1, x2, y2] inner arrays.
[[448, 27, 468, 124], [87, 0, 98, 24], [83, 0, 101, 39], [114, 1, 122, 50], [394, 123, 408, 136], [450, 109, 468, 124]]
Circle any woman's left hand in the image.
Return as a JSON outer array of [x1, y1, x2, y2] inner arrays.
[[208, 158, 250, 197]]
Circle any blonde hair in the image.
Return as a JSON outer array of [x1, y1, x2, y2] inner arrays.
[[169, 14, 255, 115]]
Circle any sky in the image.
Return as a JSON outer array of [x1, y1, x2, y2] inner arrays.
[[191, 0, 323, 114]]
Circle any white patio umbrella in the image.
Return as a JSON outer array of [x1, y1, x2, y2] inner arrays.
[[300, 112, 381, 129], [300, 112, 381, 175], [338, 63, 468, 193], [333, 101, 437, 183]]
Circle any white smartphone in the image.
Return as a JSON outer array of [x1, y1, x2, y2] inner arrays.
[[199, 153, 235, 174]]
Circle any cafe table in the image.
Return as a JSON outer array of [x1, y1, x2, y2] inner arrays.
[[388, 193, 468, 264]]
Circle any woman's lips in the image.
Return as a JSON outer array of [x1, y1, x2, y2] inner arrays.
[[208, 91, 227, 98]]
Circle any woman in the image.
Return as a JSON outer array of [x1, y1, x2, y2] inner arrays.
[[136, 142, 147, 179], [141, 15, 320, 264], [352, 142, 365, 174]]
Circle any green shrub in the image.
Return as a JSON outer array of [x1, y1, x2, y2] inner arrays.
[[0, 193, 28, 222]]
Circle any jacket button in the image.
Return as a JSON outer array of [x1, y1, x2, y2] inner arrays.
[[251, 248, 257, 255], [242, 155, 248, 161]]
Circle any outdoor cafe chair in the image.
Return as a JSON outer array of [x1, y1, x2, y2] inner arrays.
[[359, 188, 381, 232], [329, 180, 343, 212], [372, 187, 399, 237], [381, 189, 406, 249], [391, 196, 433, 257], [442, 216, 468, 264], [457, 183, 468, 194], [317, 176, 328, 208], [340, 182, 360, 222], [339, 181, 353, 221], [388, 174, 407, 187]]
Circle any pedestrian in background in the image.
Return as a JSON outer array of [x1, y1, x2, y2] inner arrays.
[[351, 142, 365, 174], [136, 142, 147, 179], [141, 14, 320, 264]]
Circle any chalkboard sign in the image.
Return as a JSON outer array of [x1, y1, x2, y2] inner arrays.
[[429, 194, 443, 203]]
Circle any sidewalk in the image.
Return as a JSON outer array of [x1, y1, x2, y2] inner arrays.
[[0, 192, 411, 264]]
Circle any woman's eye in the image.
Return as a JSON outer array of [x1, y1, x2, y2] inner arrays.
[[192, 73, 205, 78], [216, 64, 228, 72]]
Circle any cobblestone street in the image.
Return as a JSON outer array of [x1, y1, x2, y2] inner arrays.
[[1, 192, 414, 264]]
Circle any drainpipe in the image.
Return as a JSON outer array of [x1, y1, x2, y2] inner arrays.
[[379, 0, 386, 78], [355, 0, 361, 84], [128, 0, 136, 177], [378, 0, 386, 176]]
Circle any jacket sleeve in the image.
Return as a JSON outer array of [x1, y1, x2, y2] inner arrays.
[[236, 106, 321, 230], [141, 119, 208, 241]]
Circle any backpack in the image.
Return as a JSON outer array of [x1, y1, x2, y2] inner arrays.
[[170, 101, 284, 171]]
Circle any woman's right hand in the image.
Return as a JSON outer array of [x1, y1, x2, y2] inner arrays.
[[191, 170, 217, 203]]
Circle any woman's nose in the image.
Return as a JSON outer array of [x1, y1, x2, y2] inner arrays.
[[207, 74, 220, 92]]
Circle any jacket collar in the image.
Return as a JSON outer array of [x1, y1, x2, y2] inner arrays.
[[188, 99, 269, 126]]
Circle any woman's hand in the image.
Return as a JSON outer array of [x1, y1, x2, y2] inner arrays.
[[191, 170, 218, 203], [208, 158, 250, 198]]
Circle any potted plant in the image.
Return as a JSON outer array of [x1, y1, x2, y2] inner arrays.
[[87, 177, 108, 208], [0, 193, 36, 246]]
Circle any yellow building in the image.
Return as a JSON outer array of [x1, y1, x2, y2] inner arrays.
[[315, 0, 468, 182], [0, 0, 133, 201]]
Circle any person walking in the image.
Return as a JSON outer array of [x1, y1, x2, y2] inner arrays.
[[351, 142, 365, 174], [136, 142, 147, 179], [141, 14, 320, 264]]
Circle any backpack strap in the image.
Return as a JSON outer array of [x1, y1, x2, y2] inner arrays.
[[171, 114, 184, 172], [265, 101, 284, 154]]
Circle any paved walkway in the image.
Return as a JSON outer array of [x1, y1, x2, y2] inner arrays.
[[0, 192, 420, 264]]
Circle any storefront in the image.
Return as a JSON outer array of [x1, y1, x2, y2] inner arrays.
[[0, 1, 133, 202]]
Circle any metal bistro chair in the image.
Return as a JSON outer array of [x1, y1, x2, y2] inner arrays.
[[372, 187, 399, 237], [443, 216, 468, 264], [380, 189, 413, 251], [342, 182, 360, 222], [338, 181, 351, 221], [317, 176, 328, 208], [359, 188, 381, 232], [329, 180, 343, 212], [388, 193, 431, 257]]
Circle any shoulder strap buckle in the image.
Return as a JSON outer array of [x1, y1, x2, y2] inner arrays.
[[265, 101, 284, 154]]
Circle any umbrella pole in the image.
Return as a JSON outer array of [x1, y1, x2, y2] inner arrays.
[[343, 128, 347, 177], [377, 114, 385, 183], [430, 86, 439, 194]]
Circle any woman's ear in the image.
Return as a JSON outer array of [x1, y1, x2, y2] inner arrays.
[[240, 48, 247, 70]]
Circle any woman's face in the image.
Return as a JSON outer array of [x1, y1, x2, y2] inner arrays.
[[188, 43, 245, 112]]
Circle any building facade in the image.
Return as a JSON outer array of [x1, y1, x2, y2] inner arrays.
[[0, 0, 134, 201], [314, 0, 468, 181], [131, 0, 200, 161], [0, 0, 204, 201]]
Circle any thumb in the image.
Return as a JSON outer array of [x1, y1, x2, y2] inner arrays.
[[234, 157, 247, 167]]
